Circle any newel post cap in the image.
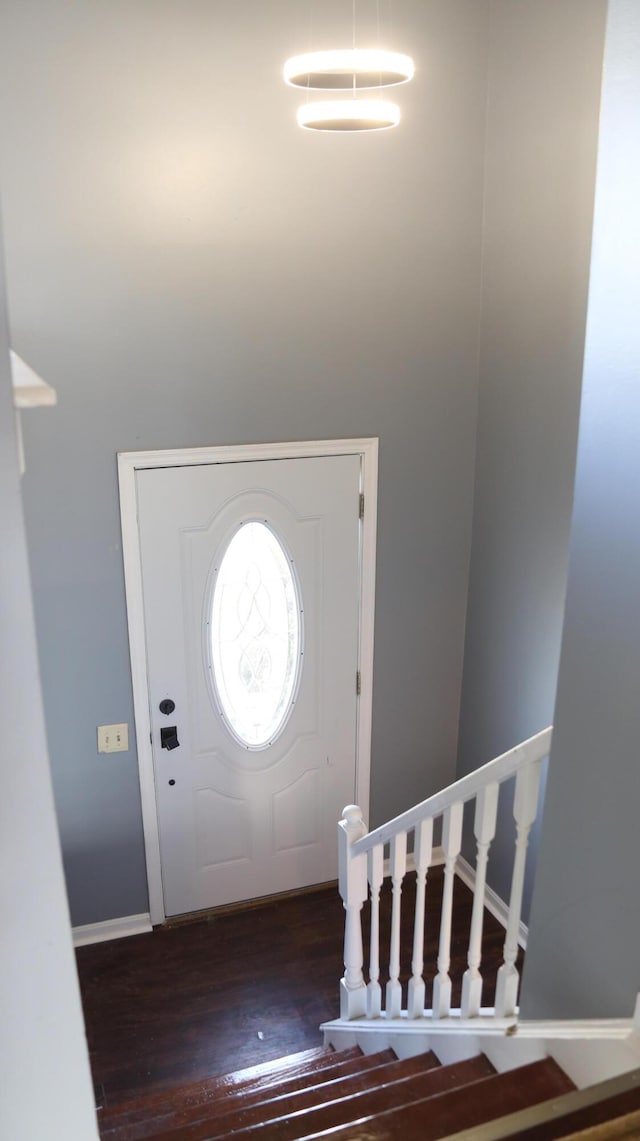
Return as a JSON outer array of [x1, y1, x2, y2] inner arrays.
[[341, 804, 367, 840]]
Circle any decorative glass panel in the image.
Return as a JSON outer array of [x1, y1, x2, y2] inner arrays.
[[210, 521, 302, 748]]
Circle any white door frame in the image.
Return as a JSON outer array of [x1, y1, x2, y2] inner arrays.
[[118, 438, 378, 925]]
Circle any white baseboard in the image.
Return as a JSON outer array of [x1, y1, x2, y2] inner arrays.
[[456, 854, 528, 949], [73, 912, 152, 948]]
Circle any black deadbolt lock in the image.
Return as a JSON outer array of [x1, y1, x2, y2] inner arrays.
[[159, 699, 175, 715], [160, 725, 180, 750]]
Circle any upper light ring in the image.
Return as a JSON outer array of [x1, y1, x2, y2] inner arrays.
[[284, 48, 415, 90]]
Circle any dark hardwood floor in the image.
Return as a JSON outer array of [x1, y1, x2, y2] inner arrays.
[[76, 868, 522, 1110]]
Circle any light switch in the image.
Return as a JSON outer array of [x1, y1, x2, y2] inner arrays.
[[97, 723, 129, 753]]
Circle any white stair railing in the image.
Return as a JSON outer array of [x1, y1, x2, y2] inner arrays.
[[494, 760, 543, 1017], [407, 818, 432, 1017], [461, 783, 499, 1017], [338, 727, 552, 1023]]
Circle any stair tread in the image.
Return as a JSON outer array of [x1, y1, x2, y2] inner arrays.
[[294, 1057, 576, 1141], [146, 1050, 451, 1140], [99, 1049, 397, 1140], [508, 1082, 640, 1139], [157, 1054, 497, 1141], [99, 1045, 352, 1125], [196, 1050, 441, 1137]]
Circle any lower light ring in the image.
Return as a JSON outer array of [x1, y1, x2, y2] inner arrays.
[[297, 99, 401, 132]]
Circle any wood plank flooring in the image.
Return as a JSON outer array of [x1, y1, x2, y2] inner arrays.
[[76, 868, 523, 1110]]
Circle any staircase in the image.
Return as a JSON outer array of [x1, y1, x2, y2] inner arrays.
[[96, 727, 640, 1138], [98, 1044, 640, 1139]]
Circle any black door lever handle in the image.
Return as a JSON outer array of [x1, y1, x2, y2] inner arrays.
[[160, 726, 180, 750]]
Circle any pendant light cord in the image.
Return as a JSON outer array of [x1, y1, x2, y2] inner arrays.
[[352, 0, 357, 97], [307, 0, 313, 102]]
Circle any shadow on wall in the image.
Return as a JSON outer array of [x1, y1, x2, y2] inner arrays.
[[63, 841, 149, 928]]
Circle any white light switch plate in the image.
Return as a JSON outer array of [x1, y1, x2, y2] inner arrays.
[[97, 723, 129, 753]]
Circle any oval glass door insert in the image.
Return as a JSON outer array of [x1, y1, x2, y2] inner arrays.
[[209, 520, 302, 748]]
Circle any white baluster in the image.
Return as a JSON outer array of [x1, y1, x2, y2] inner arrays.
[[461, 784, 499, 1018], [338, 805, 368, 1020], [407, 818, 433, 1018], [432, 802, 463, 1018], [367, 844, 384, 1017], [385, 831, 407, 1018], [495, 761, 542, 1017]]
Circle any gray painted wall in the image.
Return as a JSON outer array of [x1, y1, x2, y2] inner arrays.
[[0, 211, 98, 1136], [0, 1, 489, 924], [456, 0, 606, 916], [521, 0, 640, 1020]]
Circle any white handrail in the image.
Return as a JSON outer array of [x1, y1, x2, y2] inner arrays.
[[352, 726, 552, 857], [337, 726, 553, 1025]]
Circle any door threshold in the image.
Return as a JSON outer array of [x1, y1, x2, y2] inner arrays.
[[160, 879, 339, 927]]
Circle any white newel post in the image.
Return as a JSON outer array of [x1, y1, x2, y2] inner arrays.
[[495, 760, 542, 1017], [338, 805, 369, 1020], [432, 802, 463, 1018], [385, 831, 408, 1018], [407, 818, 433, 1018], [461, 783, 499, 1018], [367, 844, 384, 1017]]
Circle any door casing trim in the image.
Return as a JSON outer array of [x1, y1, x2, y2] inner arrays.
[[118, 438, 378, 925]]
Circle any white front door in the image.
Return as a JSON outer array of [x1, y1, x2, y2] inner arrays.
[[136, 454, 363, 917]]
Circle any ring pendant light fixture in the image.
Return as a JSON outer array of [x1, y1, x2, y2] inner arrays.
[[283, 5, 415, 133], [284, 48, 414, 90]]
